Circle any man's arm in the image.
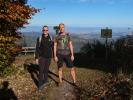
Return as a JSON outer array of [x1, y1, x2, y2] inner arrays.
[[35, 38, 39, 64], [54, 40, 58, 62], [69, 41, 74, 61]]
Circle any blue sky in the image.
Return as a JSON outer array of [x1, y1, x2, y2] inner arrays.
[[27, 0, 133, 27]]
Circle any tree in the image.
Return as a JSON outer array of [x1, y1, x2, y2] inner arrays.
[[0, 0, 38, 75]]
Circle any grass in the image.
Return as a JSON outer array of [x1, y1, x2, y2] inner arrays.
[[2, 54, 132, 100]]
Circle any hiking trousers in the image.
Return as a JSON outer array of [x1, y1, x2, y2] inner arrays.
[[38, 57, 51, 87]]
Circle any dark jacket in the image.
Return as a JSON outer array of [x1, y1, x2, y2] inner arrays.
[[35, 34, 52, 59]]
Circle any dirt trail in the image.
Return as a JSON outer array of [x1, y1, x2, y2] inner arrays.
[[47, 80, 80, 100]]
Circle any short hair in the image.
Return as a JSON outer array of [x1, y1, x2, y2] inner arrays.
[[42, 25, 48, 30], [59, 23, 65, 28]]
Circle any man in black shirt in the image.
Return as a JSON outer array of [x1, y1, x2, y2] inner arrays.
[[35, 25, 52, 91]]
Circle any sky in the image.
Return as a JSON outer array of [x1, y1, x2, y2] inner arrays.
[[26, 0, 133, 27]]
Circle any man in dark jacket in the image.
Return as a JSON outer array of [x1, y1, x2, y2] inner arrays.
[[35, 25, 52, 91]]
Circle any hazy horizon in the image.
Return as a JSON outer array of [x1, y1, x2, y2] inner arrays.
[[18, 26, 133, 46], [20, 26, 133, 36]]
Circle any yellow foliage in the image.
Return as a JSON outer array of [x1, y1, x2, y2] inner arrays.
[[0, 1, 38, 74]]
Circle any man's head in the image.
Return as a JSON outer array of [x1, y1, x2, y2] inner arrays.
[[42, 25, 49, 35], [59, 23, 65, 33]]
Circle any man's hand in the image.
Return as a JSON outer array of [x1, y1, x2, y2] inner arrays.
[[71, 55, 74, 61], [35, 59, 39, 65], [54, 56, 58, 62]]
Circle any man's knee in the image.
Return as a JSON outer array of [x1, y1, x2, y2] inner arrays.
[[58, 67, 63, 71], [70, 67, 75, 71]]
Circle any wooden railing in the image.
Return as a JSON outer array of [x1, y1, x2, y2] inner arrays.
[[21, 47, 35, 55]]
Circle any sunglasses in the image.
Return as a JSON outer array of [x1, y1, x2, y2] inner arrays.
[[43, 30, 48, 31]]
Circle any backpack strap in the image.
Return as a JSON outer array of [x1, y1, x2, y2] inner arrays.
[[39, 34, 52, 45], [66, 33, 71, 42], [34, 36, 42, 58], [48, 34, 52, 41]]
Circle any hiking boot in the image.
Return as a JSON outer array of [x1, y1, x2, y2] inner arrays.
[[38, 84, 44, 92], [38, 82, 48, 91]]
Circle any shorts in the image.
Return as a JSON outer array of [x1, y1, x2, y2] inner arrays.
[[57, 54, 74, 68]]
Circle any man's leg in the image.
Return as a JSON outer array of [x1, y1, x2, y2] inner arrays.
[[65, 55, 76, 83], [57, 54, 63, 83], [38, 57, 45, 88], [70, 67, 76, 83], [43, 58, 51, 83], [58, 67, 63, 83]]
